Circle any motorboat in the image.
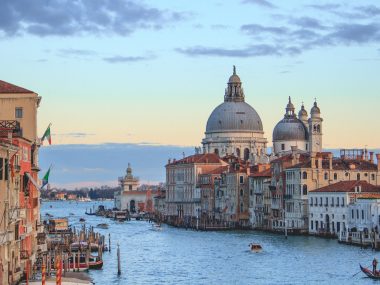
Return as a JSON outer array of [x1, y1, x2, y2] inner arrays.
[[249, 243, 262, 253]]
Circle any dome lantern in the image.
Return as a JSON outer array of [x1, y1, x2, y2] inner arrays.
[[224, 65, 245, 102]]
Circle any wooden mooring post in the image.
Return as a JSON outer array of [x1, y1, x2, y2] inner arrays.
[[117, 242, 121, 275]]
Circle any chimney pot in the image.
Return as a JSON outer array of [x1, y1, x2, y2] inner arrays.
[[370, 152, 374, 163], [376, 154, 380, 171]]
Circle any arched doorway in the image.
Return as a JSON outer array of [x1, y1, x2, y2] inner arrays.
[[130, 200, 136, 213], [325, 214, 330, 232]]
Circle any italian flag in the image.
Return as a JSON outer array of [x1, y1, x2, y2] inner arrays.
[[41, 166, 51, 189], [41, 124, 52, 145]]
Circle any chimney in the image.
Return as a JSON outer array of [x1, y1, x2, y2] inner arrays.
[[295, 153, 300, 165], [376, 154, 380, 171], [311, 153, 316, 169], [370, 152, 374, 163], [328, 153, 333, 170]]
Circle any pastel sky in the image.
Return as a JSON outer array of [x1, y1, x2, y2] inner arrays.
[[1, 0, 379, 148], [1, 0, 379, 187]]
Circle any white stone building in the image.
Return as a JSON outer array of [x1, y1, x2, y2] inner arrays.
[[309, 180, 380, 236], [115, 164, 146, 213], [202, 66, 268, 163], [347, 195, 380, 232]]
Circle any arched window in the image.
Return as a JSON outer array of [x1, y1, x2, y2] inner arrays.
[[244, 148, 250, 161], [214, 148, 219, 156], [317, 125, 321, 133], [324, 172, 328, 180], [302, 172, 307, 179], [240, 203, 243, 212], [334, 173, 337, 180], [357, 173, 360, 181], [303, 185, 307, 195], [236, 148, 241, 158]]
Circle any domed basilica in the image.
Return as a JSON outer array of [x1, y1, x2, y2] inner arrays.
[[201, 66, 323, 163], [202, 66, 268, 163]]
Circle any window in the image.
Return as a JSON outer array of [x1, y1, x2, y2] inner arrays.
[[302, 185, 307, 195], [357, 173, 360, 181], [236, 148, 241, 158], [362, 210, 364, 220], [281, 144, 285, 151], [250, 189, 253, 195], [15, 107, 23, 118], [309, 198, 313, 206], [331, 197, 334, 207], [320, 197, 322, 206], [4, 159, 8, 181], [214, 149, 219, 155], [341, 197, 344, 207], [302, 172, 307, 179], [324, 173, 328, 180], [372, 174, 375, 180], [244, 148, 250, 161], [240, 203, 243, 212], [240, 189, 243, 196], [334, 173, 337, 180], [129, 185, 132, 190], [351, 210, 354, 219], [311, 220, 313, 230], [343, 215, 345, 219], [325, 197, 328, 206], [240, 176, 244, 184], [316, 221, 319, 230], [0, 158, 3, 180], [356, 209, 359, 219]]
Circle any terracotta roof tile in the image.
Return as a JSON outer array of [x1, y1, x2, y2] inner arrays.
[[0, 80, 34, 94], [251, 168, 272, 178], [310, 180, 380, 193]]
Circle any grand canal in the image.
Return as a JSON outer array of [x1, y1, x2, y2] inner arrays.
[[42, 201, 378, 284]]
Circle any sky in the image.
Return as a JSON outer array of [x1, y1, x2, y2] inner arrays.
[[1, 0, 379, 187]]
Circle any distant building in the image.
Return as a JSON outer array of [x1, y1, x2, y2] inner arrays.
[[114, 164, 157, 213]]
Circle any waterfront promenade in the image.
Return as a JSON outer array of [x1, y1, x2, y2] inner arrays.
[[42, 200, 379, 284]]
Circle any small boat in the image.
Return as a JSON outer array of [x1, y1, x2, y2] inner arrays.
[[360, 264, 380, 279], [69, 213, 75, 216], [79, 218, 85, 222], [68, 254, 103, 270], [96, 223, 109, 229], [152, 224, 162, 231], [249, 243, 262, 253]]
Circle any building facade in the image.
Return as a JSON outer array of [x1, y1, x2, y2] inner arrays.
[[0, 80, 42, 285]]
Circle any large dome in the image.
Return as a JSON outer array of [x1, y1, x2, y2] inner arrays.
[[273, 117, 308, 141], [206, 101, 263, 133]]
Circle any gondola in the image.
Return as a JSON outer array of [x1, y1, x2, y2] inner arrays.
[[360, 264, 380, 279]]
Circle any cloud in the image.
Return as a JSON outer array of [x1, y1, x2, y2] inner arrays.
[[307, 4, 341, 11], [58, 49, 97, 57], [241, 24, 288, 35], [176, 45, 282, 57], [102, 55, 154, 63], [242, 0, 276, 8], [289, 17, 326, 30], [0, 0, 183, 37], [54, 132, 95, 138]]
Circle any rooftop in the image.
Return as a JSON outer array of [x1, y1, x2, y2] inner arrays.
[[0, 80, 34, 94], [310, 180, 380, 193]]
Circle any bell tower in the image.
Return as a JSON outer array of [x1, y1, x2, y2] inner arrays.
[[308, 100, 323, 153]]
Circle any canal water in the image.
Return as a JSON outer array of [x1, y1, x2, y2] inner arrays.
[[42, 201, 378, 285]]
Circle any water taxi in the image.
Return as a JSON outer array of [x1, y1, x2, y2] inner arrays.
[[249, 243, 262, 253]]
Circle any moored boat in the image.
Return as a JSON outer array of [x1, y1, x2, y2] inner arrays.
[[360, 264, 380, 279], [96, 223, 109, 229]]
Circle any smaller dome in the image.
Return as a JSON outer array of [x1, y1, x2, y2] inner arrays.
[[298, 104, 308, 118], [311, 101, 320, 117], [228, 65, 241, 83], [273, 117, 309, 141]]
